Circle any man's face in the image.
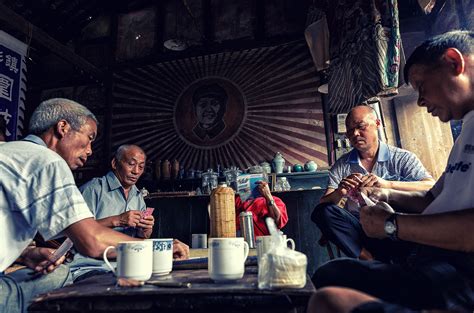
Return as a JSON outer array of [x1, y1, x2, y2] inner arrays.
[[112, 147, 146, 189], [345, 109, 379, 153], [195, 96, 221, 127], [56, 118, 97, 170], [408, 53, 472, 122]]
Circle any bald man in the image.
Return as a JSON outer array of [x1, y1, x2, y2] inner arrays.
[[71, 145, 188, 282], [312, 105, 435, 262]]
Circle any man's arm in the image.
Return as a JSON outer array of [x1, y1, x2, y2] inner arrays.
[[360, 205, 474, 253], [64, 218, 138, 258], [95, 211, 143, 228], [364, 188, 434, 213], [398, 209, 474, 252], [319, 188, 344, 204], [362, 174, 435, 192]]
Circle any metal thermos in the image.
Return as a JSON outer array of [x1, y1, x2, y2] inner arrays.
[[239, 211, 255, 248]]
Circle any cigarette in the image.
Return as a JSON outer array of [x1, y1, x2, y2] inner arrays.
[[354, 176, 363, 183], [145, 281, 192, 288]]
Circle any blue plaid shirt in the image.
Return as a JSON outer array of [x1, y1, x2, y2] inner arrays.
[[328, 141, 432, 190]]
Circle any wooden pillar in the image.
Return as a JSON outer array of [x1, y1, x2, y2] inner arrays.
[[392, 90, 453, 180]]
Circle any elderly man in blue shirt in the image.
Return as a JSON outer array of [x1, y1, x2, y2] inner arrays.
[[312, 105, 435, 262], [81, 144, 153, 239], [70, 144, 157, 281]]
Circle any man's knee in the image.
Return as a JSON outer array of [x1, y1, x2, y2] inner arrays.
[[311, 203, 338, 226], [312, 258, 364, 289], [40, 264, 72, 289]]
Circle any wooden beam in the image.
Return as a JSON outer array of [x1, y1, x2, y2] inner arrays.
[[0, 2, 105, 82]]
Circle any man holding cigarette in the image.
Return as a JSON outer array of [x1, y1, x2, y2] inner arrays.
[[312, 105, 435, 261]]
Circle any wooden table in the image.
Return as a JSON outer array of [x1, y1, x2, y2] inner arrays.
[[29, 267, 315, 313]]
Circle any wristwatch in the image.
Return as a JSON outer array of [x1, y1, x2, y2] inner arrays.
[[384, 213, 398, 241], [267, 199, 275, 207]]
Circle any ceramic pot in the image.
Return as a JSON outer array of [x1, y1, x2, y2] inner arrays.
[[272, 152, 285, 174], [304, 161, 318, 172], [260, 162, 272, 174], [293, 164, 304, 172]]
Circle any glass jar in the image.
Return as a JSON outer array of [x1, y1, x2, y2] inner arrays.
[[281, 177, 291, 191]]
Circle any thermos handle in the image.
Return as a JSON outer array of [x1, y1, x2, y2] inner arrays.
[[102, 246, 116, 275]]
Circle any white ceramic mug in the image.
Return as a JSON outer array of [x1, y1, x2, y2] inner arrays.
[[146, 238, 173, 275], [208, 237, 249, 282], [256, 235, 295, 264], [191, 234, 208, 249], [103, 241, 152, 281]]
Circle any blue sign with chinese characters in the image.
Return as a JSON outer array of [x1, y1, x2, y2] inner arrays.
[[0, 31, 27, 141]]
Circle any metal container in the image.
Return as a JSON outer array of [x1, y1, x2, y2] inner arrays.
[[239, 211, 255, 248]]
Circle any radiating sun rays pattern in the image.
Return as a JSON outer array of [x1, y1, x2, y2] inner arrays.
[[113, 41, 328, 171]]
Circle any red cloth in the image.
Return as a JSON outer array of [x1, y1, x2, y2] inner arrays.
[[235, 196, 288, 237]]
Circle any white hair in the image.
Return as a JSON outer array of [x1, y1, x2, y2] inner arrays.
[[29, 98, 98, 135]]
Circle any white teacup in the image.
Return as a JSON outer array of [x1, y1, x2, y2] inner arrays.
[[256, 235, 295, 264], [208, 237, 249, 282], [103, 241, 152, 281], [146, 238, 173, 275], [191, 234, 208, 249]]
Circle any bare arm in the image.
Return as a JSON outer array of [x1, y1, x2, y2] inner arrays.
[[64, 218, 138, 258], [319, 188, 344, 204], [397, 209, 474, 252], [361, 205, 474, 253], [256, 181, 281, 224], [362, 187, 434, 214]]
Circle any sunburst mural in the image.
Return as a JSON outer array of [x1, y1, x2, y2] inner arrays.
[[113, 41, 328, 171]]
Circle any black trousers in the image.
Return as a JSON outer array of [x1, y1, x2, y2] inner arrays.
[[313, 250, 474, 311]]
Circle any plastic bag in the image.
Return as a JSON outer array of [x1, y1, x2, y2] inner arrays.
[[257, 219, 307, 289]]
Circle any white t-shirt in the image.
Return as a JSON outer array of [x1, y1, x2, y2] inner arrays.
[[0, 135, 93, 271], [423, 110, 474, 215]]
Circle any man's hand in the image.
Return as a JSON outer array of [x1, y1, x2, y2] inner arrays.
[[117, 210, 143, 227], [359, 174, 391, 189], [338, 173, 364, 194], [360, 202, 395, 239], [256, 181, 272, 200], [173, 239, 189, 260], [138, 215, 155, 239], [19, 247, 66, 274], [360, 187, 390, 203]]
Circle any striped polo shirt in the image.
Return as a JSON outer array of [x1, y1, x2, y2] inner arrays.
[[328, 140, 432, 190], [0, 135, 93, 271]]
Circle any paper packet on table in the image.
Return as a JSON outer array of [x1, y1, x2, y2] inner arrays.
[[258, 220, 307, 289]]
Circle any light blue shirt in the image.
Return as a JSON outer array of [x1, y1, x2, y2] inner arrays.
[[79, 170, 146, 237], [0, 135, 93, 271], [328, 141, 432, 190], [70, 171, 147, 280]]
